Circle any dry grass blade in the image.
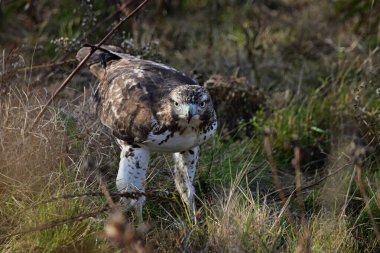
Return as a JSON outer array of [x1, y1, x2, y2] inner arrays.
[[22, 189, 174, 212], [292, 143, 307, 224], [350, 139, 380, 244], [3, 60, 76, 74], [97, 174, 116, 209], [354, 163, 380, 242], [263, 128, 295, 226], [0, 206, 109, 240], [292, 143, 312, 253]]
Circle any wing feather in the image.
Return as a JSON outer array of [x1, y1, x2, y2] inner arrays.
[[82, 46, 198, 144]]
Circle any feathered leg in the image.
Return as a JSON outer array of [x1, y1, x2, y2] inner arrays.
[[173, 146, 199, 223], [116, 141, 150, 222]]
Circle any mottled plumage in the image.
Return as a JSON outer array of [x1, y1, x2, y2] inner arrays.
[[77, 45, 217, 221]]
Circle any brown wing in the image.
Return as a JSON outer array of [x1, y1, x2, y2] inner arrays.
[[77, 46, 197, 144]]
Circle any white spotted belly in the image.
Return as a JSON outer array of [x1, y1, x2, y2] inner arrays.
[[141, 127, 213, 153]]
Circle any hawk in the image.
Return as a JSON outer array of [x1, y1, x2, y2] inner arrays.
[[76, 45, 217, 221]]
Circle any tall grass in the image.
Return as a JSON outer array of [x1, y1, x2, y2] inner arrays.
[[1, 0, 380, 251], [0, 85, 377, 251]]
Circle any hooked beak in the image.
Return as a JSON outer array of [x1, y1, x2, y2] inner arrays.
[[186, 111, 193, 123], [185, 104, 197, 123]]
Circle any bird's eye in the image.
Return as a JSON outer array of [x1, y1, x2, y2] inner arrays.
[[199, 101, 206, 108], [174, 101, 180, 107]]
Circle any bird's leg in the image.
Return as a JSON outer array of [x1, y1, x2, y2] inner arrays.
[[116, 142, 150, 223], [173, 146, 199, 223]]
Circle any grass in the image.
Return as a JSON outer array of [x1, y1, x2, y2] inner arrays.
[[0, 84, 376, 252], [1, 0, 380, 252]]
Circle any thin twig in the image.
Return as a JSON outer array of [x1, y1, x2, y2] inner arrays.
[[1, 60, 76, 76], [29, 0, 150, 132], [97, 174, 116, 209], [24, 190, 173, 211], [266, 164, 347, 200], [342, 165, 356, 214], [0, 206, 109, 240]]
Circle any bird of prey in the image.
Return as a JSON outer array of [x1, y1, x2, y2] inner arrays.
[[76, 45, 217, 222]]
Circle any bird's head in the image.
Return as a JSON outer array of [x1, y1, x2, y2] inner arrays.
[[168, 85, 214, 127]]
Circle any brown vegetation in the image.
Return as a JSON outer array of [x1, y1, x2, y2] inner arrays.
[[1, 0, 380, 252]]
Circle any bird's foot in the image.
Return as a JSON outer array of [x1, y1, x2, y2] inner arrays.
[[119, 196, 145, 224]]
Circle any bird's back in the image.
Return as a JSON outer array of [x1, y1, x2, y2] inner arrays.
[[76, 45, 200, 145]]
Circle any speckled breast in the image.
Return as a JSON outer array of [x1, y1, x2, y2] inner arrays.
[[141, 123, 217, 153]]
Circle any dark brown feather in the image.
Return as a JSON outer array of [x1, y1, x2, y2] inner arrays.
[[79, 46, 201, 144], [76, 45, 124, 79]]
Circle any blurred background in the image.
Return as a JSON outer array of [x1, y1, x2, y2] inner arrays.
[[1, 0, 380, 252], [1, 0, 379, 136]]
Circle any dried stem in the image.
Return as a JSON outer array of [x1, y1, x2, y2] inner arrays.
[[292, 144, 311, 253], [263, 128, 295, 226], [25, 189, 172, 211], [292, 144, 306, 225], [2, 59, 76, 75], [354, 162, 380, 243]]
